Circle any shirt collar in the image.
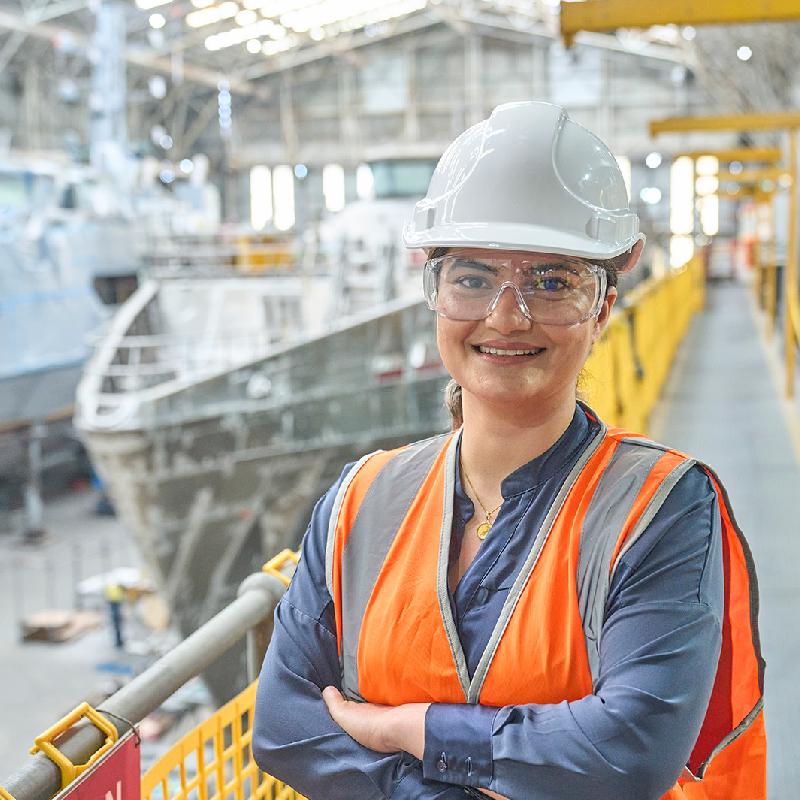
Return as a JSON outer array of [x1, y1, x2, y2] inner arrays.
[[454, 403, 595, 504]]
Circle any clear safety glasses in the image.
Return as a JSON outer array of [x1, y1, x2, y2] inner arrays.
[[423, 254, 607, 327]]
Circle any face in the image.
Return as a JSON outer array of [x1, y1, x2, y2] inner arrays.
[[434, 247, 618, 413]]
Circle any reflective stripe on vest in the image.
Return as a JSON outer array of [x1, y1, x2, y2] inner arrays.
[[325, 424, 766, 798]]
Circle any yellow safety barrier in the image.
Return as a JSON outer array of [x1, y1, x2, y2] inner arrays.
[[29, 702, 119, 789], [0, 785, 16, 800], [582, 255, 705, 432], [141, 682, 306, 800], [261, 550, 300, 588]]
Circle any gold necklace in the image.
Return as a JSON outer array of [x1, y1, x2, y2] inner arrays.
[[461, 462, 503, 540]]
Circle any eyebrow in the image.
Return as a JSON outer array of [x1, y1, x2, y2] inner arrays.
[[448, 258, 499, 274]]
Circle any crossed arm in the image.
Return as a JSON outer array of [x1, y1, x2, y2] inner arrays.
[[252, 467, 724, 800]]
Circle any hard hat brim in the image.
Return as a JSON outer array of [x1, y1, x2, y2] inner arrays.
[[403, 222, 645, 262]]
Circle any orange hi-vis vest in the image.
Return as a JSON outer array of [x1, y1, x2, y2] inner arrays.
[[324, 420, 766, 799]]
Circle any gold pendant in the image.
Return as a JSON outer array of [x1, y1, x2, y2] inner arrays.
[[476, 522, 491, 540]]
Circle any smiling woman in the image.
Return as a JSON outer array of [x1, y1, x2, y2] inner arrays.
[[252, 102, 766, 800]]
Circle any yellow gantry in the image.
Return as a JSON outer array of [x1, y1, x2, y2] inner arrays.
[[560, 0, 800, 45], [651, 112, 800, 136], [650, 112, 800, 398]]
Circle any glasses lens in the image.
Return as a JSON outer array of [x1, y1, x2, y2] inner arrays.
[[428, 256, 601, 325]]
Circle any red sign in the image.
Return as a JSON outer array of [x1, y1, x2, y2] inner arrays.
[[55, 731, 141, 800]]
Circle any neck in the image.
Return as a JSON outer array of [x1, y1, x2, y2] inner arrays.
[[459, 390, 577, 490]]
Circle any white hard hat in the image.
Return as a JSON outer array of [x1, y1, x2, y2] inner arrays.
[[403, 101, 644, 260]]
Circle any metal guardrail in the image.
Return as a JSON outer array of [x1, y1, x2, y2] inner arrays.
[[0, 551, 298, 800]]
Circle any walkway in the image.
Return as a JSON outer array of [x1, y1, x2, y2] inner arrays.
[[651, 279, 800, 800]]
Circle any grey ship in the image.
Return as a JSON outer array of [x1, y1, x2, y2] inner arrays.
[[76, 167, 451, 703], [0, 159, 144, 519]]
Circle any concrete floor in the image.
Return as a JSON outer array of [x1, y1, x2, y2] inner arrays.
[[650, 279, 800, 800], [0, 490, 143, 778]]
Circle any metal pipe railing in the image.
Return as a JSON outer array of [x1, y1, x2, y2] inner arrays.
[[2, 567, 292, 800]]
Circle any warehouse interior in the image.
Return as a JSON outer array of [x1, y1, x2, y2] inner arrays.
[[1, 2, 800, 799]]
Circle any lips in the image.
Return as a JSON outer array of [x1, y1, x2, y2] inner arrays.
[[472, 340, 545, 357], [477, 345, 544, 356]]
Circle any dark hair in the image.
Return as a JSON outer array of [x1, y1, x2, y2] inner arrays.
[[431, 247, 629, 428]]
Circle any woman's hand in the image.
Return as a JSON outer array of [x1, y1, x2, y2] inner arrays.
[[323, 688, 509, 800], [322, 686, 429, 759]]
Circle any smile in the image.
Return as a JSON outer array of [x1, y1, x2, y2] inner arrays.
[[475, 345, 545, 356]]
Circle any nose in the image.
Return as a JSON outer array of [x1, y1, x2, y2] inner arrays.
[[485, 284, 532, 333]]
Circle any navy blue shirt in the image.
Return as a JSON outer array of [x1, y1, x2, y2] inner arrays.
[[253, 406, 724, 799]]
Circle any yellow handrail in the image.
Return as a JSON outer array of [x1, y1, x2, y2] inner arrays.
[[262, 549, 301, 587], [141, 682, 307, 800], [29, 703, 119, 789]]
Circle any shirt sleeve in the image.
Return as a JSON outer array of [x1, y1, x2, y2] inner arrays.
[[422, 465, 725, 800], [252, 464, 473, 800]]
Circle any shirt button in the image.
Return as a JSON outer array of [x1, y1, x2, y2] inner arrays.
[[437, 752, 448, 773]]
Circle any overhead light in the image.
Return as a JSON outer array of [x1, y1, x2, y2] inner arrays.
[[148, 74, 167, 98], [323, 164, 345, 212], [699, 195, 719, 236], [645, 152, 662, 169], [236, 9, 258, 24], [246, 38, 262, 53], [670, 156, 694, 236], [639, 187, 662, 205], [250, 165, 272, 229], [149, 12, 166, 28], [179, 158, 194, 173], [187, 2, 238, 29], [681, 25, 696, 41], [309, 26, 325, 40], [273, 165, 295, 231], [729, 161, 743, 175], [695, 175, 719, 196], [294, 163, 308, 179], [191, 0, 215, 7], [135, 0, 172, 9], [737, 45, 753, 61], [696, 155, 718, 177]]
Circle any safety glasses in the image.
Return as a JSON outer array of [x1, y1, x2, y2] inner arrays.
[[423, 254, 607, 327]]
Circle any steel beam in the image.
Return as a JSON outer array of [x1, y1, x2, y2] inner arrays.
[[0, 9, 258, 96], [651, 112, 800, 136], [674, 147, 782, 163], [561, 0, 800, 45]]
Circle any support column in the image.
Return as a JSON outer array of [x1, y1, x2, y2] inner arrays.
[[785, 129, 798, 397]]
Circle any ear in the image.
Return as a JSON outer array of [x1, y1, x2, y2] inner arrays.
[[593, 286, 618, 342], [618, 239, 645, 273]]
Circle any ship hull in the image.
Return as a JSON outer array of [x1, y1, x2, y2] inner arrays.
[[80, 298, 449, 702]]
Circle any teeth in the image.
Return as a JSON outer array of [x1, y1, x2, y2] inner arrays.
[[478, 346, 542, 356]]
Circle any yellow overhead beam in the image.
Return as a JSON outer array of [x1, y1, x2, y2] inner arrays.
[[651, 112, 800, 136], [674, 147, 782, 163], [717, 167, 790, 184], [560, 0, 800, 45]]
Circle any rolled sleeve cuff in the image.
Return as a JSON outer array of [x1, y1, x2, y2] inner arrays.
[[422, 703, 496, 788]]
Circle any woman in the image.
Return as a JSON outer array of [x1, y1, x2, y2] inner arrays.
[[253, 102, 765, 799]]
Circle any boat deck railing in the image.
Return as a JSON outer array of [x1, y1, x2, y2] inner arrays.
[[143, 231, 297, 276]]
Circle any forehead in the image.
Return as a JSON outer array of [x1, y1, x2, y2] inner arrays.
[[445, 248, 569, 265]]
